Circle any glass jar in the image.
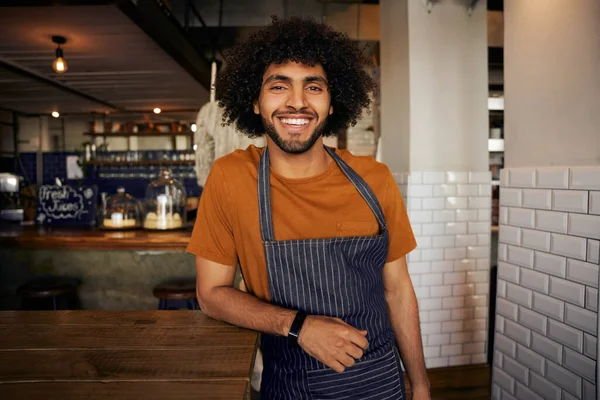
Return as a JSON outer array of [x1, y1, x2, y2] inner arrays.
[[143, 168, 186, 230], [100, 186, 141, 229]]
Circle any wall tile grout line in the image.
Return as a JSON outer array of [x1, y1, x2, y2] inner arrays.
[[493, 166, 600, 400], [496, 289, 597, 357], [399, 170, 492, 368]]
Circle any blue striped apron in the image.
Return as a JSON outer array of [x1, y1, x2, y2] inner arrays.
[[258, 146, 406, 399]]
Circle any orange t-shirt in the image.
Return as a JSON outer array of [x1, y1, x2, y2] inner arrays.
[[186, 145, 416, 302]]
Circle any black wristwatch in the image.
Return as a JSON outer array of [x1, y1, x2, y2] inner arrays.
[[287, 311, 308, 348]]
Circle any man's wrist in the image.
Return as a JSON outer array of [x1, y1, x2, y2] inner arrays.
[[287, 311, 308, 347], [281, 311, 297, 337], [410, 382, 431, 393]]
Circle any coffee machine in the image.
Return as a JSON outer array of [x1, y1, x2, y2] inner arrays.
[[0, 173, 24, 222]]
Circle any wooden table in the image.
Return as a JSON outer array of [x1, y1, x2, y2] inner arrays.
[[0, 311, 259, 399]]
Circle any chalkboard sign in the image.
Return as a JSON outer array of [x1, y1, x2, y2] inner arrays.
[[36, 185, 98, 226]]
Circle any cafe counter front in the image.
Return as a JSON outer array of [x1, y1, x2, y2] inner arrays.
[[0, 226, 201, 310]]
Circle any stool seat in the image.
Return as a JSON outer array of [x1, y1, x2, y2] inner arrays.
[[17, 276, 80, 299], [153, 278, 196, 301]]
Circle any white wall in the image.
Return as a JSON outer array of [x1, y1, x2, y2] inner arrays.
[[380, 0, 489, 173], [380, 0, 411, 172], [407, 0, 489, 172], [62, 118, 92, 151], [16, 116, 43, 153], [504, 0, 600, 168]]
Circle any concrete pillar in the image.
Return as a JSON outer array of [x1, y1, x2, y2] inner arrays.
[[492, 1, 600, 399], [504, 0, 600, 168], [380, 0, 488, 172], [380, 0, 491, 369]]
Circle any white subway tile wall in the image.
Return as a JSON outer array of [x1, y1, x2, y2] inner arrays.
[[403, 170, 491, 368], [492, 166, 600, 400]]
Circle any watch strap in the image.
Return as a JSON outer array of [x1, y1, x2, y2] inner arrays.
[[287, 311, 307, 348]]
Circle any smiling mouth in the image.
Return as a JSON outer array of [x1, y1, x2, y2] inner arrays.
[[278, 117, 312, 127]]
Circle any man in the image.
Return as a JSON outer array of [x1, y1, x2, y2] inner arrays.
[[187, 17, 430, 399]]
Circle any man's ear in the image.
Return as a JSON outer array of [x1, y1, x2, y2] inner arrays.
[[329, 105, 333, 115], [253, 100, 260, 115]]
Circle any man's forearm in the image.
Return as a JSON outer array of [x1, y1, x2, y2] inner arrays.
[[199, 286, 295, 336], [386, 287, 430, 391]]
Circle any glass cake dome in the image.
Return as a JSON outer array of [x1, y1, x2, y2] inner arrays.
[[143, 168, 187, 230], [100, 186, 141, 229]]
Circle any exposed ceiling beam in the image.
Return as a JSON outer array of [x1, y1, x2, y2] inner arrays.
[[0, 58, 123, 112], [0, 0, 214, 92], [116, 0, 212, 90]]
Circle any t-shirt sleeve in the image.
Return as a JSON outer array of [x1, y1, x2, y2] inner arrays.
[[186, 161, 238, 267], [382, 168, 417, 262]]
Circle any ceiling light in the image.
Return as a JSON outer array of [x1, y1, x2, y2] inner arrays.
[[51, 36, 68, 74], [153, 108, 161, 114], [191, 123, 197, 132], [51, 111, 60, 118]]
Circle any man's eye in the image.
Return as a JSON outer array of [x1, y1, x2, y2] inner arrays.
[[308, 86, 322, 92], [270, 86, 285, 91]]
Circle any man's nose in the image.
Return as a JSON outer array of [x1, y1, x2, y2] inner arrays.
[[285, 87, 308, 110]]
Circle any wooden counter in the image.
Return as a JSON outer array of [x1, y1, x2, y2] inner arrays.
[[0, 225, 193, 250], [0, 310, 259, 400]]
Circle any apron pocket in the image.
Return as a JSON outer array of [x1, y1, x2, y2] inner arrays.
[[306, 349, 404, 400]]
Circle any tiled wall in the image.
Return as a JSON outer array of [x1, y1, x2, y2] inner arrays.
[[492, 166, 600, 400], [395, 170, 492, 368], [14, 153, 37, 183], [42, 152, 71, 184]]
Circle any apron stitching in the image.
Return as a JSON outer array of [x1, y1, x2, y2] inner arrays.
[[306, 348, 396, 375]]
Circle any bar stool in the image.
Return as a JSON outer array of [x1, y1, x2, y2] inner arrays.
[[152, 278, 199, 310], [17, 275, 81, 310]]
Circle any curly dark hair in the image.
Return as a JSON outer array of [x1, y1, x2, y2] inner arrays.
[[215, 16, 376, 137]]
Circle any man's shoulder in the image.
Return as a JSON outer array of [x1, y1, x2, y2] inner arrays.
[[336, 148, 392, 182], [213, 144, 263, 174]]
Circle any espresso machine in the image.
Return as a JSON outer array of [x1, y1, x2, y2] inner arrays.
[[0, 173, 24, 222]]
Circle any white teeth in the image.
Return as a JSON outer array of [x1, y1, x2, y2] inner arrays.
[[280, 118, 310, 126]]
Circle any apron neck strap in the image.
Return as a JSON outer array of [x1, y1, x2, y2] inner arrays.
[[258, 145, 388, 243]]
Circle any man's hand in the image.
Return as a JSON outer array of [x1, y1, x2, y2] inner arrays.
[[297, 315, 368, 373]]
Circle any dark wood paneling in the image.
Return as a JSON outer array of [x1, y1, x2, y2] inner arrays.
[[431, 387, 491, 400], [428, 364, 490, 390], [405, 364, 491, 399]]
